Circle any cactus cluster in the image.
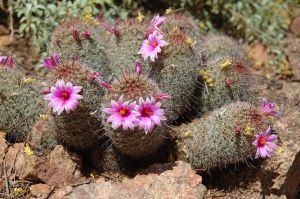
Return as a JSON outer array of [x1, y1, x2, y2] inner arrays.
[[0, 10, 282, 173]]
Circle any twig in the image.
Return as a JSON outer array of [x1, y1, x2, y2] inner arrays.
[[3, 157, 10, 199], [8, 0, 14, 41], [99, 173, 120, 182], [70, 179, 92, 187]]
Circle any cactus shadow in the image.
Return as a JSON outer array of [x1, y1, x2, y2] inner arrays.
[[201, 159, 281, 196]]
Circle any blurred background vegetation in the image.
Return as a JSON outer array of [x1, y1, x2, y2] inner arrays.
[[0, 0, 299, 75]]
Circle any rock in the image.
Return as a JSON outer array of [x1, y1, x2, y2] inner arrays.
[[67, 161, 206, 199], [290, 16, 300, 37], [5, 144, 83, 186], [284, 35, 300, 79], [0, 132, 8, 192], [50, 186, 73, 199], [203, 81, 300, 198], [247, 43, 269, 69], [48, 145, 82, 184], [29, 184, 51, 198]]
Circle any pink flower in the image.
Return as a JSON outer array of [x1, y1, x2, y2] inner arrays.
[[224, 79, 234, 86], [135, 60, 142, 75], [44, 80, 83, 115], [253, 126, 278, 158], [82, 31, 91, 39], [260, 98, 280, 117], [87, 71, 101, 82], [43, 53, 60, 69], [144, 15, 165, 37], [98, 80, 112, 90], [72, 28, 80, 41], [136, 96, 166, 133], [104, 96, 139, 130], [0, 56, 15, 68], [138, 31, 168, 62], [154, 93, 171, 101]]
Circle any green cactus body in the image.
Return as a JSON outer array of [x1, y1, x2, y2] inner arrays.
[[101, 73, 166, 157], [28, 116, 58, 156], [151, 29, 198, 120], [103, 19, 150, 77], [50, 18, 111, 81], [48, 61, 104, 150], [0, 68, 44, 142], [175, 102, 269, 171], [197, 35, 257, 114]]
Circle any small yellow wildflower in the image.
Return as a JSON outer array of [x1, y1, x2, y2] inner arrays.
[[90, 171, 99, 178], [83, 13, 93, 22], [185, 37, 197, 47], [244, 126, 253, 135], [199, 22, 207, 30], [39, 114, 49, 121], [198, 69, 214, 87], [276, 146, 284, 155], [220, 59, 232, 70], [14, 187, 24, 196], [24, 146, 33, 156], [182, 131, 192, 138], [172, 26, 178, 32], [23, 77, 36, 84], [136, 12, 145, 23], [206, 78, 214, 87], [165, 7, 173, 15]]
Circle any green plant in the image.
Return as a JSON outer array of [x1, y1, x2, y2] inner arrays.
[[197, 34, 256, 115], [47, 61, 105, 150], [101, 72, 167, 158], [0, 67, 45, 142], [175, 102, 270, 171]]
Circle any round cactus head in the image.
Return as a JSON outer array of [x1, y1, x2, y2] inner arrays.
[[101, 69, 170, 157], [175, 101, 280, 171]]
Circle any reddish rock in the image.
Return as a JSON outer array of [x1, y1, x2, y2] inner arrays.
[[290, 16, 300, 37], [67, 161, 206, 199], [4, 144, 82, 187], [247, 43, 269, 68], [50, 186, 73, 199], [29, 183, 51, 198], [285, 35, 300, 79], [0, 132, 8, 192]]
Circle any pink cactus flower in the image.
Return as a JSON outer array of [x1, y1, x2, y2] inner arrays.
[[144, 15, 165, 37], [260, 98, 279, 117], [154, 93, 171, 101], [253, 126, 278, 159], [135, 60, 142, 75], [43, 53, 60, 69], [104, 96, 139, 130], [224, 79, 234, 86], [82, 31, 91, 39], [138, 31, 168, 62], [0, 56, 15, 68], [98, 80, 112, 90], [44, 80, 83, 115], [136, 96, 166, 133], [87, 71, 101, 82], [72, 28, 80, 41]]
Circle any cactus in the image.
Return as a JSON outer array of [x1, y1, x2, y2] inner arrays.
[[46, 61, 104, 150], [101, 72, 167, 157], [174, 102, 271, 171], [0, 68, 45, 142], [196, 35, 257, 115], [150, 28, 198, 120], [27, 116, 58, 156], [49, 18, 111, 81], [102, 18, 151, 77]]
